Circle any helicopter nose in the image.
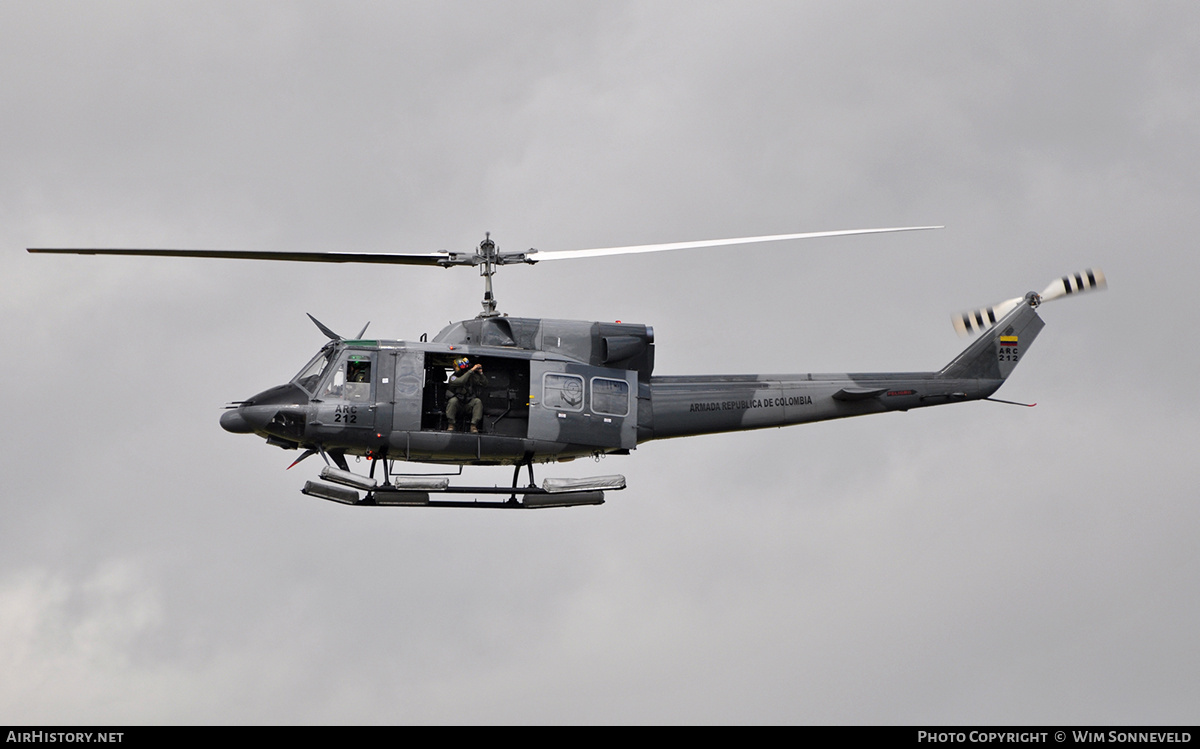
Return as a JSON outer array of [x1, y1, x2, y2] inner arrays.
[[235, 404, 281, 432], [220, 408, 254, 434], [220, 384, 310, 439]]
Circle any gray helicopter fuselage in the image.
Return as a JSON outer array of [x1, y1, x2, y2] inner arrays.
[[222, 301, 1045, 467]]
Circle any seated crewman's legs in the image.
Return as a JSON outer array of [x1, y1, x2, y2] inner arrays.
[[469, 397, 483, 432], [446, 396, 461, 430]]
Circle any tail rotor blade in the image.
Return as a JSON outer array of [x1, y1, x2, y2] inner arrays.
[[1040, 268, 1106, 302], [953, 297, 1022, 337]]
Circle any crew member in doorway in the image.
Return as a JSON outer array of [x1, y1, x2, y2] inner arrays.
[[446, 357, 487, 433]]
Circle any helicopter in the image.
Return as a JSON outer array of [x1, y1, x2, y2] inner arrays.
[[29, 228, 1106, 509]]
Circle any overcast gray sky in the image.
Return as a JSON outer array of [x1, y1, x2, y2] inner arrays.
[[2, 0, 1197, 725]]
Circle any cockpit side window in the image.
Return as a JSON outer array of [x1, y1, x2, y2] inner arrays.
[[347, 358, 371, 385], [323, 352, 373, 402]]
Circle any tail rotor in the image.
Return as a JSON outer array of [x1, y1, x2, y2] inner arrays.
[[953, 268, 1106, 336]]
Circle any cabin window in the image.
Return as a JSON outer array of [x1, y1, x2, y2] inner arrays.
[[590, 377, 629, 417], [542, 373, 585, 412]]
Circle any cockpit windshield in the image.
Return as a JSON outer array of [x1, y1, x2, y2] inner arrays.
[[293, 348, 334, 395]]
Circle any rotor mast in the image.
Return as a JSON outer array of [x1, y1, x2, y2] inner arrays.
[[469, 232, 538, 318], [478, 233, 500, 317]]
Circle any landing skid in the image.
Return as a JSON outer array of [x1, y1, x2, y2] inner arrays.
[[300, 462, 625, 509]]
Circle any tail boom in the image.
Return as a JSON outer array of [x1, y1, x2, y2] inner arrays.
[[643, 297, 1044, 442]]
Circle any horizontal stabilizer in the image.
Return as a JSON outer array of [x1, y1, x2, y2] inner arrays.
[[833, 387, 886, 401]]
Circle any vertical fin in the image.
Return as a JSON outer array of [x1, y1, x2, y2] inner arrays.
[[940, 295, 1044, 380]]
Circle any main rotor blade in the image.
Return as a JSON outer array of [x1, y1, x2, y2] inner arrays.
[[527, 226, 943, 262], [27, 247, 452, 266]]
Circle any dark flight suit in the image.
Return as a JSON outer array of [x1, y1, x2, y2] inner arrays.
[[446, 368, 488, 431]]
